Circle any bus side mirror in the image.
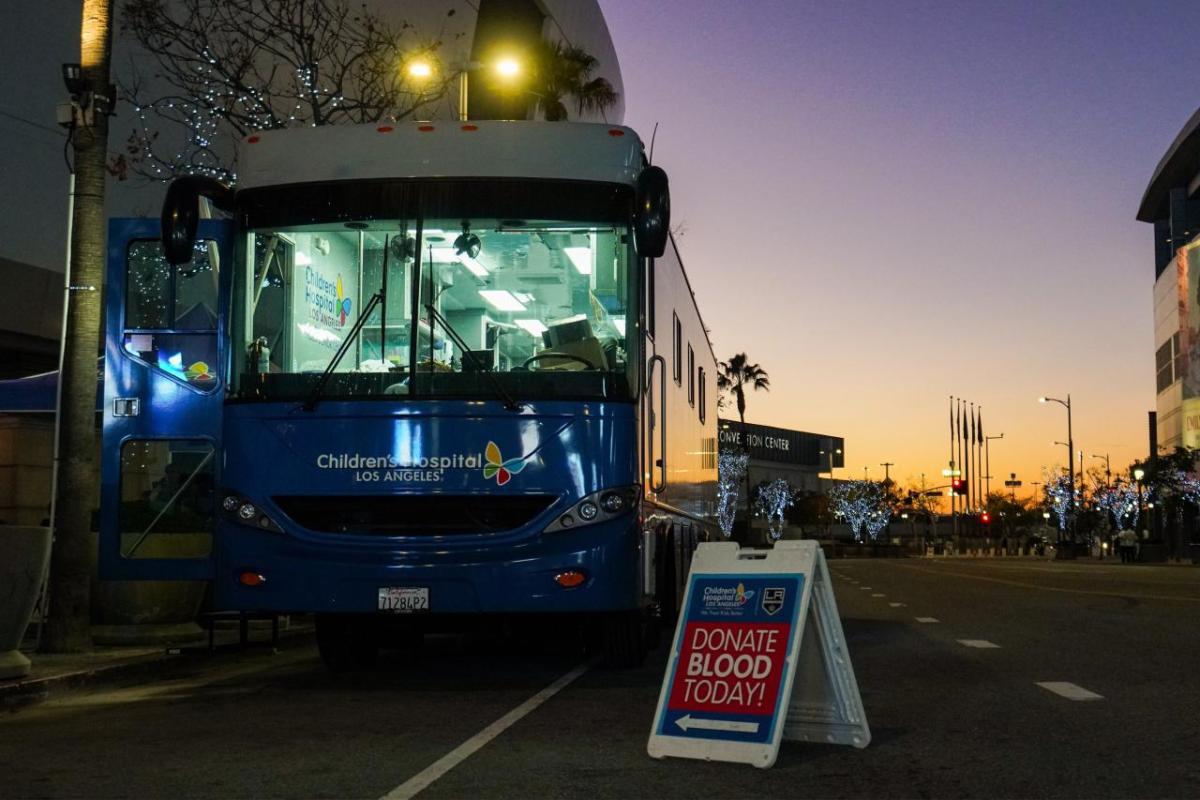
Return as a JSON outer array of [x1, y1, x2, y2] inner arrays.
[[634, 166, 670, 259], [161, 176, 234, 265]]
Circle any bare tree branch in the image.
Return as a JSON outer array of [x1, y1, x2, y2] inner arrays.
[[118, 0, 460, 181]]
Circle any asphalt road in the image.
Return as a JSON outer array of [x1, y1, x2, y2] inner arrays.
[[3, 556, 1199, 799]]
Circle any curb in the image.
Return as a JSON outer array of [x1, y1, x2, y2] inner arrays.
[[1, 625, 315, 711]]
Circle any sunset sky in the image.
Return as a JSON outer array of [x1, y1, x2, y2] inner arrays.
[[4, 1, 1199, 499], [605, 0, 1200, 496]]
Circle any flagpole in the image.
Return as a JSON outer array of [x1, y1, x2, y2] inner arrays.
[[949, 395, 956, 538]]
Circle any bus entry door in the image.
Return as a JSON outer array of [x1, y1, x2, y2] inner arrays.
[[98, 218, 232, 581]]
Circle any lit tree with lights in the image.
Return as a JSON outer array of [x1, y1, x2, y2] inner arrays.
[[1092, 479, 1139, 533], [829, 480, 892, 543], [754, 478, 794, 541], [115, 0, 461, 181], [716, 452, 749, 538], [1043, 470, 1074, 534]]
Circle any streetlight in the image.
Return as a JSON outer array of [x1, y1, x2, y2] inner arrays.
[[984, 433, 1004, 500], [1134, 468, 1146, 529], [1092, 453, 1111, 486], [406, 54, 523, 122], [1039, 394, 1074, 543]]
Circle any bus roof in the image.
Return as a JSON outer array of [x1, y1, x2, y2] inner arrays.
[[236, 121, 645, 191]]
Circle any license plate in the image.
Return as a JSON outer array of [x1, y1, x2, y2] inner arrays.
[[378, 587, 429, 613]]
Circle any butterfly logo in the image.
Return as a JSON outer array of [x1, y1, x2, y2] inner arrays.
[[336, 274, 352, 326], [483, 441, 528, 486]]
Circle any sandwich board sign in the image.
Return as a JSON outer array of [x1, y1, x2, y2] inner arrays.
[[647, 540, 869, 768]]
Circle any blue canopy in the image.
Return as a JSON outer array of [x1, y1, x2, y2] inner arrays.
[[0, 359, 103, 413]]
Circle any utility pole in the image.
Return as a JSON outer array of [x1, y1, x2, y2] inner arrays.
[[880, 462, 894, 484], [44, 0, 115, 653], [985, 433, 1004, 500]]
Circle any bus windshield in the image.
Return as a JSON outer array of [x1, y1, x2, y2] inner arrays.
[[231, 180, 638, 403]]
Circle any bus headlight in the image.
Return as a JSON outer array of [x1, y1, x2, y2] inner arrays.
[[221, 488, 284, 534], [544, 485, 640, 533]]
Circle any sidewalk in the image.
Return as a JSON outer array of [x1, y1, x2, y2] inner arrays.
[[1, 616, 313, 710]]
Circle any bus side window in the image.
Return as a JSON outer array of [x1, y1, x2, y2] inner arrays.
[[687, 344, 695, 406], [123, 239, 219, 391], [672, 313, 681, 385], [698, 367, 706, 423]]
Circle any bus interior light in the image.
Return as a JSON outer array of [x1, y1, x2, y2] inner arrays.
[[563, 246, 592, 275], [479, 290, 526, 312]]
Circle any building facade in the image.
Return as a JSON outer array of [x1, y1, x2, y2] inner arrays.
[[1138, 108, 1200, 454], [717, 419, 845, 494]]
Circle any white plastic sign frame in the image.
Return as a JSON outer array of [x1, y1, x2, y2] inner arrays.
[[647, 540, 869, 768]]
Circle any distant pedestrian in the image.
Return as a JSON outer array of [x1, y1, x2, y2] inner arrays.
[[1119, 529, 1137, 563]]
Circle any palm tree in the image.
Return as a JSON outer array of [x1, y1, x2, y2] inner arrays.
[[44, 0, 115, 653], [530, 39, 619, 122], [717, 354, 770, 424]]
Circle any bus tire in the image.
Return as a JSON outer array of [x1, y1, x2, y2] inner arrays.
[[316, 614, 379, 672], [602, 611, 647, 668]]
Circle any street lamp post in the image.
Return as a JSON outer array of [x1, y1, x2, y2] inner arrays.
[[407, 55, 523, 122], [984, 433, 1004, 501], [1093, 453, 1111, 486], [1040, 395, 1075, 545]]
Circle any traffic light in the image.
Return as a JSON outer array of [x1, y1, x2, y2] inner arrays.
[[981, 512, 991, 525], [952, 478, 967, 496]]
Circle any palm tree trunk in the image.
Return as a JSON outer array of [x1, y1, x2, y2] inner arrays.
[[43, 0, 114, 653]]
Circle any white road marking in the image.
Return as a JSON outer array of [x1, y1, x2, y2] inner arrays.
[[860, 586, 872, 590], [915, 617, 940, 623], [1037, 682, 1104, 701], [871, 593, 885, 597], [380, 662, 591, 800], [957, 639, 1000, 649], [889, 602, 905, 608]]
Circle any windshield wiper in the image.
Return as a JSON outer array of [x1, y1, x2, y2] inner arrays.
[[302, 291, 383, 412], [425, 303, 523, 412]]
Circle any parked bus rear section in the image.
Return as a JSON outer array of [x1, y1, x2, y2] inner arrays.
[[99, 121, 719, 668]]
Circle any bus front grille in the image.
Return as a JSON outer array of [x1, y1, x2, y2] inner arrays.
[[272, 494, 558, 536]]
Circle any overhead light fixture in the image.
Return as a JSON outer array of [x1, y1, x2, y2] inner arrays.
[[564, 247, 592, 275], [514, 319, 548, 336], [479, 290, 526, 312], [407, 60, 434, 79], [495, 57, 521, 78], [429, 247, 459, 262], [459, 254, 489, 278], [613, 318, 626, 336]]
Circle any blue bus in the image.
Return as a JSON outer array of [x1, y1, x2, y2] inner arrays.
[[100, 121, 719, 668]]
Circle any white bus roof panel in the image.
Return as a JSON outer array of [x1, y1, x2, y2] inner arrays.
[[236, 121, 645, 190]]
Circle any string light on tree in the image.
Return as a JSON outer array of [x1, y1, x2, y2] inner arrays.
[[829, 480, 892, 543], [1043, 470, 1074, 532], [754, 478, 794, 541], [716, 452, 749, 538]]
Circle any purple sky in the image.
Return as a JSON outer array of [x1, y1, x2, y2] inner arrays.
[[3, 1, 1198, 491], [604, 0, 1199, 489]]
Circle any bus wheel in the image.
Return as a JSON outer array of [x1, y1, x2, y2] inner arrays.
[[316, 614, 379, 672], [602, 611, 647, 668]]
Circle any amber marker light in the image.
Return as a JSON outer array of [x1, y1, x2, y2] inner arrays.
[[239, 571, 266, 587], [554, 571, 586, 589]]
